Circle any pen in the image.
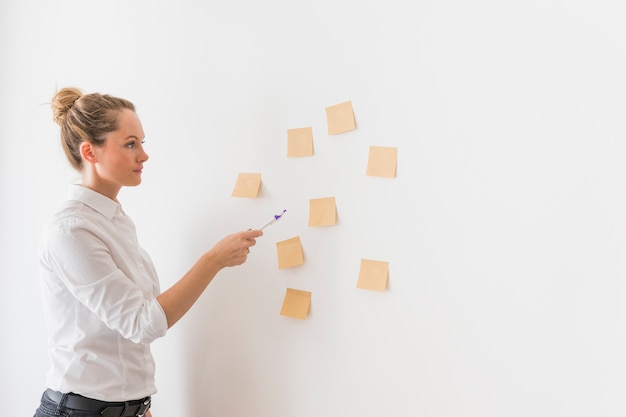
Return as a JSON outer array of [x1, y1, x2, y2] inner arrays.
[[258, 209, 287, 230]]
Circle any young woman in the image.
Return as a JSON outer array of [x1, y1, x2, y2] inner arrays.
[[33, 87, 263, 417]]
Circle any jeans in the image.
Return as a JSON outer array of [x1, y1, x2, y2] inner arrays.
[[33, 391, 105, 417]]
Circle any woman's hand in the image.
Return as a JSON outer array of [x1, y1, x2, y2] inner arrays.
[[207, 229, 263, 268]]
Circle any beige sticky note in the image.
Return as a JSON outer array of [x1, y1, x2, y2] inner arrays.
[[231, 173, 262, 198], [280, 288, 311, 320], [366, 146, 397, 178], [276, 236, 304, 269], [325, 101, 356, 135], [357, 259, 389, 292], [308, 196, 337, 227], [287, 127, 314, 157]]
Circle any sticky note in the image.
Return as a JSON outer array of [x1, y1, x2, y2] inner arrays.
[[357, 259, 389, 292], [308, 196, 337, 227], [231, 173, 262, 198], [287, 127, 314, 157], [325, 101, 356, 135], [366, 146, 397, 178], [280, 288, 312, 320], [276, 236, 304, 269]]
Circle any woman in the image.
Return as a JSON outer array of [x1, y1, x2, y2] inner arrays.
[[33, 87, 263, 417]]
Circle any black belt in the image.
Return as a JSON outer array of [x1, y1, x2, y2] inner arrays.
[[44, 389, 151, 417]]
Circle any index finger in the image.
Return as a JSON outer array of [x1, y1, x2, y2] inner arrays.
[[243, 229, 263, 239]]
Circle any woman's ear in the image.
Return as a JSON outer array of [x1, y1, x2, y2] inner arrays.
[[80, 142, 98, 164]]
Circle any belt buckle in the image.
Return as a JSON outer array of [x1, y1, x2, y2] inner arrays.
[[100, 398, 150, 417], [138, 398, 151, 416]]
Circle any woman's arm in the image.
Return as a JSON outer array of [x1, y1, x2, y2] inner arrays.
[[156, 229, 262, 328]]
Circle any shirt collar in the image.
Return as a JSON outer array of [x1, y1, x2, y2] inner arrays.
[[68, 184, 120, 220]]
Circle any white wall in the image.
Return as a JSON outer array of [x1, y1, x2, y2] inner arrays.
[[3, 1, 626, 416]]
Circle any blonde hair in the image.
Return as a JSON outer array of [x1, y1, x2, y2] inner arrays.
[[51, 87, 136, 170]]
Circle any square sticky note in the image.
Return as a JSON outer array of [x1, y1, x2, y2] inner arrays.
[[280, 288, 311, 320], [366, 146, 397, 178], [325, 101, 356, 135], [308, 196, 337, 227], [357, 259, 389, 292], [287, 127, 314, 157], [231, 173, 262, 198], [276, 236, 304, 269]]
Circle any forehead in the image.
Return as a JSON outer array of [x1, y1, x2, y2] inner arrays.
[[111, 109, 144, 139]]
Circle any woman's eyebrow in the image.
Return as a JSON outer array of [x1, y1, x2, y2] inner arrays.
[[123, 135, 142, 141]]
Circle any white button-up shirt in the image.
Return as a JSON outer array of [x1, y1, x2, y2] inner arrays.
[[38, 185, 168, 401]]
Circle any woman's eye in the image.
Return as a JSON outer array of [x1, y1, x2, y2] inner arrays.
[[125, 139, 145, 148]]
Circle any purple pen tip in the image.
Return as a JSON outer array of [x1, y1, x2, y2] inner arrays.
[[274, 209, 287, 220]]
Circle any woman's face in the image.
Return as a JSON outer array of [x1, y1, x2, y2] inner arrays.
[[92, 109, 149, 192]]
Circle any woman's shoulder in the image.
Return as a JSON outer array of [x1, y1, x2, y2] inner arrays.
[[45, 199, 104, 234]]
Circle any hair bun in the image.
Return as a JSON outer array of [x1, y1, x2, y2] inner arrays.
[[51, 87, 83, 125]]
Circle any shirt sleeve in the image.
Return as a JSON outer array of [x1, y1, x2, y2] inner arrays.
[[40, 217, 168, 344]]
